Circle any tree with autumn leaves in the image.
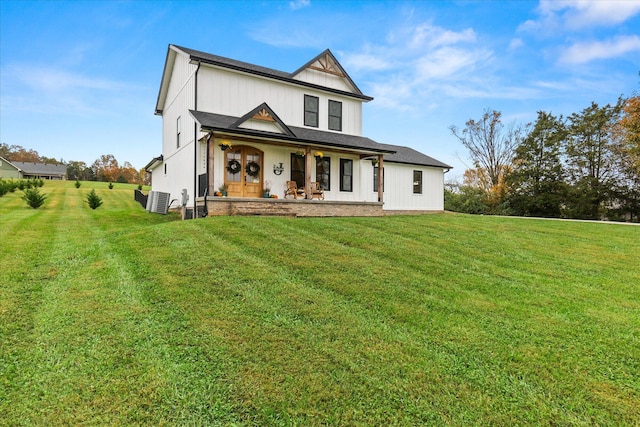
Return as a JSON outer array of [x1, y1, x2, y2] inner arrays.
[[448, 95, 640, 221], [0, 144, 146, 185]]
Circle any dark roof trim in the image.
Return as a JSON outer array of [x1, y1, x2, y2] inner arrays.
[[173, 45, 374, 102], [291, 49, 365, 96], [230, 102, 295, 137], [144, 155, 164, 172]]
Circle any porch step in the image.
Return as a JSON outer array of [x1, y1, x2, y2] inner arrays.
[[230, 202, 296, 217]]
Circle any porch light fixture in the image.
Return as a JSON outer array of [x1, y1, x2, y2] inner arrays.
[[273, 162, 284, 175]]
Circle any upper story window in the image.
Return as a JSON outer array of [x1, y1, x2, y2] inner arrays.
[[340, 158, 353, 192], [176, 116, 181, 148], [328, 100, 342, 131], [304, 95, 319, 127], [413, 170, 423, 194]]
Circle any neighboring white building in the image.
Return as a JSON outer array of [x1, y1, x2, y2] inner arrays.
[[148, 44, 451, 216]]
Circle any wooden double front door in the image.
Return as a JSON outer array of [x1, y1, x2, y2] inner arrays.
[[224, 146, 263, 198]]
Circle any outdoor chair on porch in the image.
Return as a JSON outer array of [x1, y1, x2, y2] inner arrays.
[[284, 181, 305, 199], [310, 182, 324, 200]]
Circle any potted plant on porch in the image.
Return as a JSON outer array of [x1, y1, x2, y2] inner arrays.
[[218, 183, 228, 197]]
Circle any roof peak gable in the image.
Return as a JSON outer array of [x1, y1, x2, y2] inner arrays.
[[290, 49, 364, 96], [230, 103, 296, 137]]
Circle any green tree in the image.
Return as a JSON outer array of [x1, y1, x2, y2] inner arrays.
[[565, 100, 624, 219], [86, 189, 103, 209], [507, 111, 567, 217], [21, 187, 46, 209]]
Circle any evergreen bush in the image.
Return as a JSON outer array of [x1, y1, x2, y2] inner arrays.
[[22, 187, 46, 209], [86, 189, 103, 209], [75, 180, 81, 188], [108, 182, 114, 189]]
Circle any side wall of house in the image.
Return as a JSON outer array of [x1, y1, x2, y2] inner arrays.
[[197, 66, 363, 136], [154, 50, 203, 202], [360, 162, 445, 211]]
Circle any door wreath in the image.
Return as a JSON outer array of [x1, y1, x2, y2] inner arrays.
[[245, 161, 261, 178], [226, 159, 241, 174]]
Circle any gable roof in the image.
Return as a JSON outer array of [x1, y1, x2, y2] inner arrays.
[[10, 161, 67, 176], [156, 45, 373, 114], [290, 49, 365, 96], [230, 102, 295, 137]]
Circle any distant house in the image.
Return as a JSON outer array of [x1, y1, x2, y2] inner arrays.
[[148, 45, 451, 217], [0, 157, 67, 180]]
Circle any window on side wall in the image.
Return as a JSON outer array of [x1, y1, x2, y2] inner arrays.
[[340, 159, 353, 192], [413, 170, 423, 194], [328, 100, 342, 131], [304, 95, 319, 127], [316, 157, 330, 191], [176, 116, 181, 148]]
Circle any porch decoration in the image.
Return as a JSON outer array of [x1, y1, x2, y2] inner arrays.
[[273, 162, 284, 175], [295, 151, 305, 158], [371, 158, 378, 166], [263, 180, 271, 198], [219, 140, 232, 150], [245, 161, 261, 178], [314, 151, 323, 158], [226, 159, 241, 174]]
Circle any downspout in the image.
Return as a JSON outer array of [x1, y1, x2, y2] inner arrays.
[[193, 60, 201, 219]]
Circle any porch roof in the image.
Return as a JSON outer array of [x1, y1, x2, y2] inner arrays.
[[377, 144, 453, 169], [190, 109, 396, 155]]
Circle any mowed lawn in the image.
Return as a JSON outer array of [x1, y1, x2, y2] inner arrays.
[[1, 181, 638, 426]]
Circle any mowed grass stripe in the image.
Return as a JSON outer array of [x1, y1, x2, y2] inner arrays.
[[1, 181, 638, 425]]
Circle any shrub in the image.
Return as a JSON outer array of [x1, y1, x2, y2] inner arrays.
[[86, 189, 103, 210], [0, 180, 9, 197], [75, 180, 81, 188], [21, 187, 46, 209], [108, 182, 114, 189]]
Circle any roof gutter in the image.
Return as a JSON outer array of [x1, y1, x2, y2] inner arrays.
[[192, 60, 201, 219]]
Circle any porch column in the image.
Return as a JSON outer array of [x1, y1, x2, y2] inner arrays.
[[377, 154, 384, 203], [305, 146, 313, 199], [207, 134, 215, 197]]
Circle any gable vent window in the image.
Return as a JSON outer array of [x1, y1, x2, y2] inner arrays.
[[304, 95, 319, 127], [328, 100, 342, 131], [176, 116, 181, 148]]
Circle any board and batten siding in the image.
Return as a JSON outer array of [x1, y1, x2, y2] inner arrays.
[[362, 162, 445, 211], [156, 49, 201, 201], [293, 68, 354, 93], [197, 65, 363, 136]]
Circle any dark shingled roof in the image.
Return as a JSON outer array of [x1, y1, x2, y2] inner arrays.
[[172, 45, 373, 101], [377, 144, 452, 169], [11, 161, 67, 176], [190, 109, 452, 169], [190, 110, 394, 154]]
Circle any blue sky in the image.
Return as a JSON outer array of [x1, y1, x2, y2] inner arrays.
[[1, 0, 639, 179]]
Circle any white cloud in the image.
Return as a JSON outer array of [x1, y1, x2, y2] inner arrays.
[[509, 38, 524, 50], [341, 22, 492, 111], [289, 0, 310, 11], [7, 65, 126, 93], [520, 0, 640, 32], [560, 35, 640, 64]]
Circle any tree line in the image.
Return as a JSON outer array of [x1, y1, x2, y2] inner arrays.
[[0, 144, 148, 184], [447, 95, 640, 222]]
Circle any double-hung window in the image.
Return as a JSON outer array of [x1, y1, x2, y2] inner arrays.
[[413, 170, 423, 194], [304, 95, 319, 127], [340, 159, 353, 192], [316, 157, 330, 191], [328, 100, 342, 131]]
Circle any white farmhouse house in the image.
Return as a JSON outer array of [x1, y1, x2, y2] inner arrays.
[[148, 44, 451, 217]]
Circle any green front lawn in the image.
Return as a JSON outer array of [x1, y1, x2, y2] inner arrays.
[[1, 181, 638, 425]]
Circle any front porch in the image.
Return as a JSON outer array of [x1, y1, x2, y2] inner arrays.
[[198, 196, 384, 217]]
